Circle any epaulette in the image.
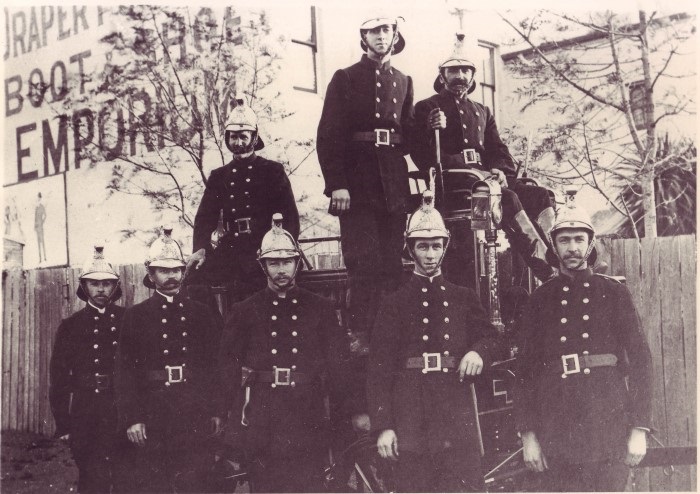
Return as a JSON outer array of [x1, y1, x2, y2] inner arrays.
[[594, 273, 625, 284]]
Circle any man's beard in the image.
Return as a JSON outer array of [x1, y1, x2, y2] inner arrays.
[[446, 79, 470, 95], [232, 141, 255, 155]]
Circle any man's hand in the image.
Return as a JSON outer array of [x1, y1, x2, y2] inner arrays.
[[210, 417, 223, 436], [377, 429, 399, 460], [459, 351, 484, 381], [127, 423, 147, 447], [186, 248, 206, 276], [59, 434, 70, 442], [330, 189, 351, 213], [490, 168, 508, 188], [352, 413, 371, 432], [625, 428, 647, 467], [427, 108, 446, 130], [521, 431, 548, 472]]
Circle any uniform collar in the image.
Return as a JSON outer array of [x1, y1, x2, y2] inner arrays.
[[265, 284, 301, 301], [155, 290, 181, 304], [440, 87, 469, 102], [360, 54, 392, 71], [230, 153, 257, 167], [412, 271, 444, 285], [87, 301, 107, 314], [558, 267, 594, 283]]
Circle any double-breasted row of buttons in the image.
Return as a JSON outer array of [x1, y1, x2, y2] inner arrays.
[[373, 66, 402, 142], [269, 297, 301, 386], [88, 309, 121, 393], [452, 97, 484, 148], [559, 281, 594, 378], [225, 164, 255, 236], [159, 301, 189, 358], [418, 284, 452, 368]]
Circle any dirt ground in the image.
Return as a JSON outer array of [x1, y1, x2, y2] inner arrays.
[[1, 430, 78, 494]]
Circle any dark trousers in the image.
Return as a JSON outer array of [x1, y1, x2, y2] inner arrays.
[[249, 453, 325, 493], [538, 459, 630, 492], [118, 438, 212, 493], [395, 449, 484, 493], [339, 206, 405, 337]]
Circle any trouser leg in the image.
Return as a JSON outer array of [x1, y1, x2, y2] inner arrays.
[[541, 460, 630, 492], [249, 453, 325, 493], [339, 207, 404, 337], [395, 451, 432, 493]]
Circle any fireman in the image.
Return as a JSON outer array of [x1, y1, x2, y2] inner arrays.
[[49, 245, 127, 493], [218, 214, 350, 492], [187, 98, 299, 303], [115, 227, 223, 493], [367, 189, 501, 492], [513, 196, 652, 491], [410, 33, 555, 284]]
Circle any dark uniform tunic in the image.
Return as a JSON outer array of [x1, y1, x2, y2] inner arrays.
[[189, 154, 299, 296], [317, 54, 414, 338], [513, 269, 653, 491], [219, 286, 347, 493], [410, 89, 553, 285], [50, 303, 126, 493], [115, 291, 222, 493], [367, 274, 500, 492]]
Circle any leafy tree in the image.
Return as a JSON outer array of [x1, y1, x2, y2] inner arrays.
[[59, 5, 314, 239], [499, 10, 696, 237]]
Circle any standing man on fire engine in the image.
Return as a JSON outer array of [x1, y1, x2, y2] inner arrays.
[[317, 14, 415, 425], [218, 214, 348, 492], [115, 227, 223, 493], [513, 196, 652, 491], [367, 188, 500, 492], [50, 245, 127, 493], [187, 98, 299, 302], [410, 33, 555, 284]]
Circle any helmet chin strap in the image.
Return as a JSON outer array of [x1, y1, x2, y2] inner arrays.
[[259, 258, 301, 290], [554, 237, 596, 271], [82, 278, 121, 306], [406, 237, 451, 275]]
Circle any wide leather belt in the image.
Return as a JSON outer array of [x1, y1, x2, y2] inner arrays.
[[445, 149, 482, 167], [352, 130, 403, 146], [247, 368, 314, 388], [553, 353, 618, 378], [77, 374, 112, 391], [148, 365, 192, 385], [224, 217, 252, 234], [405, 353, 458, 374]]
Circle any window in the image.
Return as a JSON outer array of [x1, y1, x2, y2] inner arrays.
[[476, 40, 497, 112], [290, 6, 318, 93]]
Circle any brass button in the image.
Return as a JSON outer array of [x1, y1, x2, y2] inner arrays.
[[560, 336, 567, 342], [443, 301, 448, 307], [422, 287, 428, 293], [563, 286, 570, 292], [582, 333, 590, 339], [561, 300, 568, 306], [162, 318, 167, 324], [93, 329, 99, 334], [271, 332, 277, 337], [182, 332, 187, 337], [93, 344, 99, 349], [292, 299, 298, 304], [561, 318, 568, 324], [422, 335, 429, 341], [273, 300, 279, 305], [440, 286, 446, 291], [292, 348, 298, 354], [583, 298, 590, 304], [271, 315, 277, 321], [423, 318, 429, 324], [163, 334, 168, 339], [292, 331, 298, 337], [444, 317, 450, 323], [271, 349, 277, 354], [163, 350, 169, 355], [444, 334, 450, 340], [582, 315, 590, 321], [583, 368, 591, 375], [423, 301, 429, 307], [291, 315, 298, 321], [583, 282, 590, 287]]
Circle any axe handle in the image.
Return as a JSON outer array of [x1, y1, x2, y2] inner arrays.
[[434, 126, 445, 206]]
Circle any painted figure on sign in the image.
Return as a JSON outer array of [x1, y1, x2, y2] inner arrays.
[[35, 192, 47, 262]]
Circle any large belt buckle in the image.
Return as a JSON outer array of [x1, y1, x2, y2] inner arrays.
[[235, 217, 252, 234], [375, 128, 390, 146], [422, 352, 442, 374], [165, 365, 184, 384], [561, 354, 580, 376], [273, 367, 291, 387], [462, 148, 479, 165]]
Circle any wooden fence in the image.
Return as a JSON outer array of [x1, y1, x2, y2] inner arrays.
[[1, 235, 696, 491], [597, 235, 697, 492]]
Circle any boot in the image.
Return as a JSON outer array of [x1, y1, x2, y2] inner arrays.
[[505, 210, 554, 282]]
